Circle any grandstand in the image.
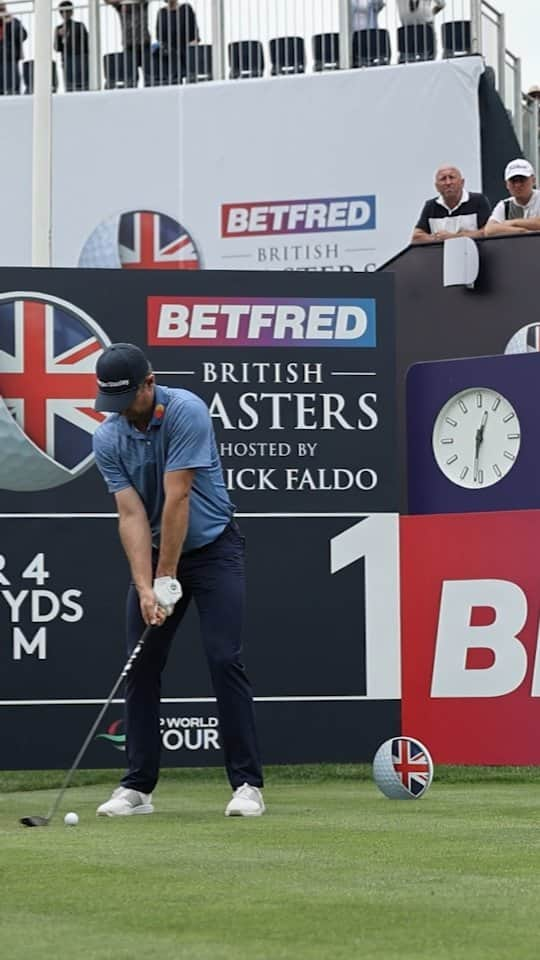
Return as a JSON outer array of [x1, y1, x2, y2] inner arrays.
[[0, 2, 534, 138], [0, 0, 536, 271]]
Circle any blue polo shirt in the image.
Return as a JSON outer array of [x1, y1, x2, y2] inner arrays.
[[93, 385, 233, 552]]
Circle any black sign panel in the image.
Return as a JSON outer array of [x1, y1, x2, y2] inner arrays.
[[0, 516, 400, 768], [0, 268, 396, 513], [0, 269, 398, 768]]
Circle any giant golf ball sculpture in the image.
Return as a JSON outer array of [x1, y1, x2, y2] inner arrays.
[[373, 737, 433, 799]]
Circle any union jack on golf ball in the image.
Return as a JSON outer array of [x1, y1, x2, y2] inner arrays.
[[372, 737, 433, 799]]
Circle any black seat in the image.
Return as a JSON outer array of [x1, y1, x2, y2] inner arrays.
[[103, 52, 125, 89], [22, 60, 58, 94], [352, 29, 391, 67], [228, 40, 264, 79], [185, 44, 213, 83], [312, 32, 339, 71], [442, 20, 472, 58], [397, 24, 435, 63], [269, 36, 305, 76]]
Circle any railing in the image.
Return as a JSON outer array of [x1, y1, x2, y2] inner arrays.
[[522, 92, 540, 183], [0, 0, 532, 165]]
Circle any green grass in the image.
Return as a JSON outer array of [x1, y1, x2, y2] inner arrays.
[[2, 767, 539, 959]]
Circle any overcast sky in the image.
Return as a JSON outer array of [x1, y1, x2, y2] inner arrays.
[[495, 0, 540, 90]]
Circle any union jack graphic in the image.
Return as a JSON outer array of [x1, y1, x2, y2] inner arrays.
[[391, 738, 431, 796], [0, 296, 108, 470], [118, 210, 201, 270]]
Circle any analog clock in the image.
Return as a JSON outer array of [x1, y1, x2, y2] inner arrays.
[[432, 387, 521, 489], [406, 353, 540, 516]]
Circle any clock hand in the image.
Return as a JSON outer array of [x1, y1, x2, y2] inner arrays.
[[473, 412, 488, 483], [477, 410, 488, 444]]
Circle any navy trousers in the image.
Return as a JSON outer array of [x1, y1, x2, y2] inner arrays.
[[121, 521, 263, 794]]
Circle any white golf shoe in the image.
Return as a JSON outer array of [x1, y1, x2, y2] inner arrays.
[[96, 786, 154, 817], [225, 783, 265, 817]]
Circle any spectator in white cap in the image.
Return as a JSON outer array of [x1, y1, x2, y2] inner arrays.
[[485, 158, 540, 236]]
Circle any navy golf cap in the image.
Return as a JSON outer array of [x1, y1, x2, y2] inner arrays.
[[95, 342, 151, 413]]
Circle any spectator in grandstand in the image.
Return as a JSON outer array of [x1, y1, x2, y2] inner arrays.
[[350, 1, 385, 31], [412, 165, 490, 243], [105, 0, 152, 87], [54, 1, 89, 92], [0, 2, 27, 95], [155, 0, 199, 85], [397, 0, 445, 25], [485, 159, 540, 237]]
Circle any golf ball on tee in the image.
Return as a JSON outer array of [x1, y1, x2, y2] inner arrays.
[[64, 812, 79, 826]]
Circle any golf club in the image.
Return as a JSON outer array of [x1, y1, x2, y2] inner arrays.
[[20, 623, 154, 827]]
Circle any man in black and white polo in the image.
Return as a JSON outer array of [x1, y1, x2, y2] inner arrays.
[[412, 165, 490, 244], [485, 158, 540, 237]]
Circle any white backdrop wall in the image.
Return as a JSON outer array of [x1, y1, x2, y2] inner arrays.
[[0, 57, 483, 271]]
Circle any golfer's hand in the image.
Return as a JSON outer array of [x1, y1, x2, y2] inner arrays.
[[139, 588, 167, 627], [153, 576, 183, 617]]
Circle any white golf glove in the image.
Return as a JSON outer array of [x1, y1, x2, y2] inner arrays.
[[153, 576, 183, 617]]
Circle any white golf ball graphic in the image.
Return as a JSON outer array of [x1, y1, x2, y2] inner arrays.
[[64, 812, 79, 826], [373, 737, 433, 799]]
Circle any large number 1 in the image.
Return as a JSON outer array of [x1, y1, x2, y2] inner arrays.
[[330, 515, 401, 699]]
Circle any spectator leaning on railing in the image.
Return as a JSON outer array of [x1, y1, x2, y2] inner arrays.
[[485, 159, 540, 237], [412, 165, 490, 243]]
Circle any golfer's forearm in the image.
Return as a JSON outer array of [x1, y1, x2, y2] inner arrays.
[[118, 513, 153, 593], [156, 495, 190, 578]]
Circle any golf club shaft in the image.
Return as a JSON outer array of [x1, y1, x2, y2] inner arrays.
[[45, 624, 154, 822]]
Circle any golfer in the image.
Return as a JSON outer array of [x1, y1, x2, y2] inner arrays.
[[92, 343, 264, 817]]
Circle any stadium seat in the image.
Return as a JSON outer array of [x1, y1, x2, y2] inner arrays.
[[397, 24, 435, 63], [185, 44, 213, 83], [442, 20, 472, 58], [312, 33, 340, 71], [269, 37, 305, 76], [228, 40, 264, 79], [22, 60, 58, 95], [352, 29, 391, 68], [103, 52, 125, 89]]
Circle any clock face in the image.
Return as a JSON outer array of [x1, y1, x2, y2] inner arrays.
[[432, 387, 521, 489]]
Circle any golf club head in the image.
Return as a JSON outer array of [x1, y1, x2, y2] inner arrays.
[[20, 816, 50, 827]]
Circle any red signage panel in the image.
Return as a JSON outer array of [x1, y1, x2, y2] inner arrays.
[[401, 510, 540, 764]]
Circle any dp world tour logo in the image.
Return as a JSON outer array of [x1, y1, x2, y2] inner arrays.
[[78, 210, 202, 270], [96, 719, 126, 752], [0, 291, 110, 492]]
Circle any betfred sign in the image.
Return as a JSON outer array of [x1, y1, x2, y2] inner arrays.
[[147, 296, 376, 347], [220, 196, 376, 238], [401, 510, 540, 764]]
